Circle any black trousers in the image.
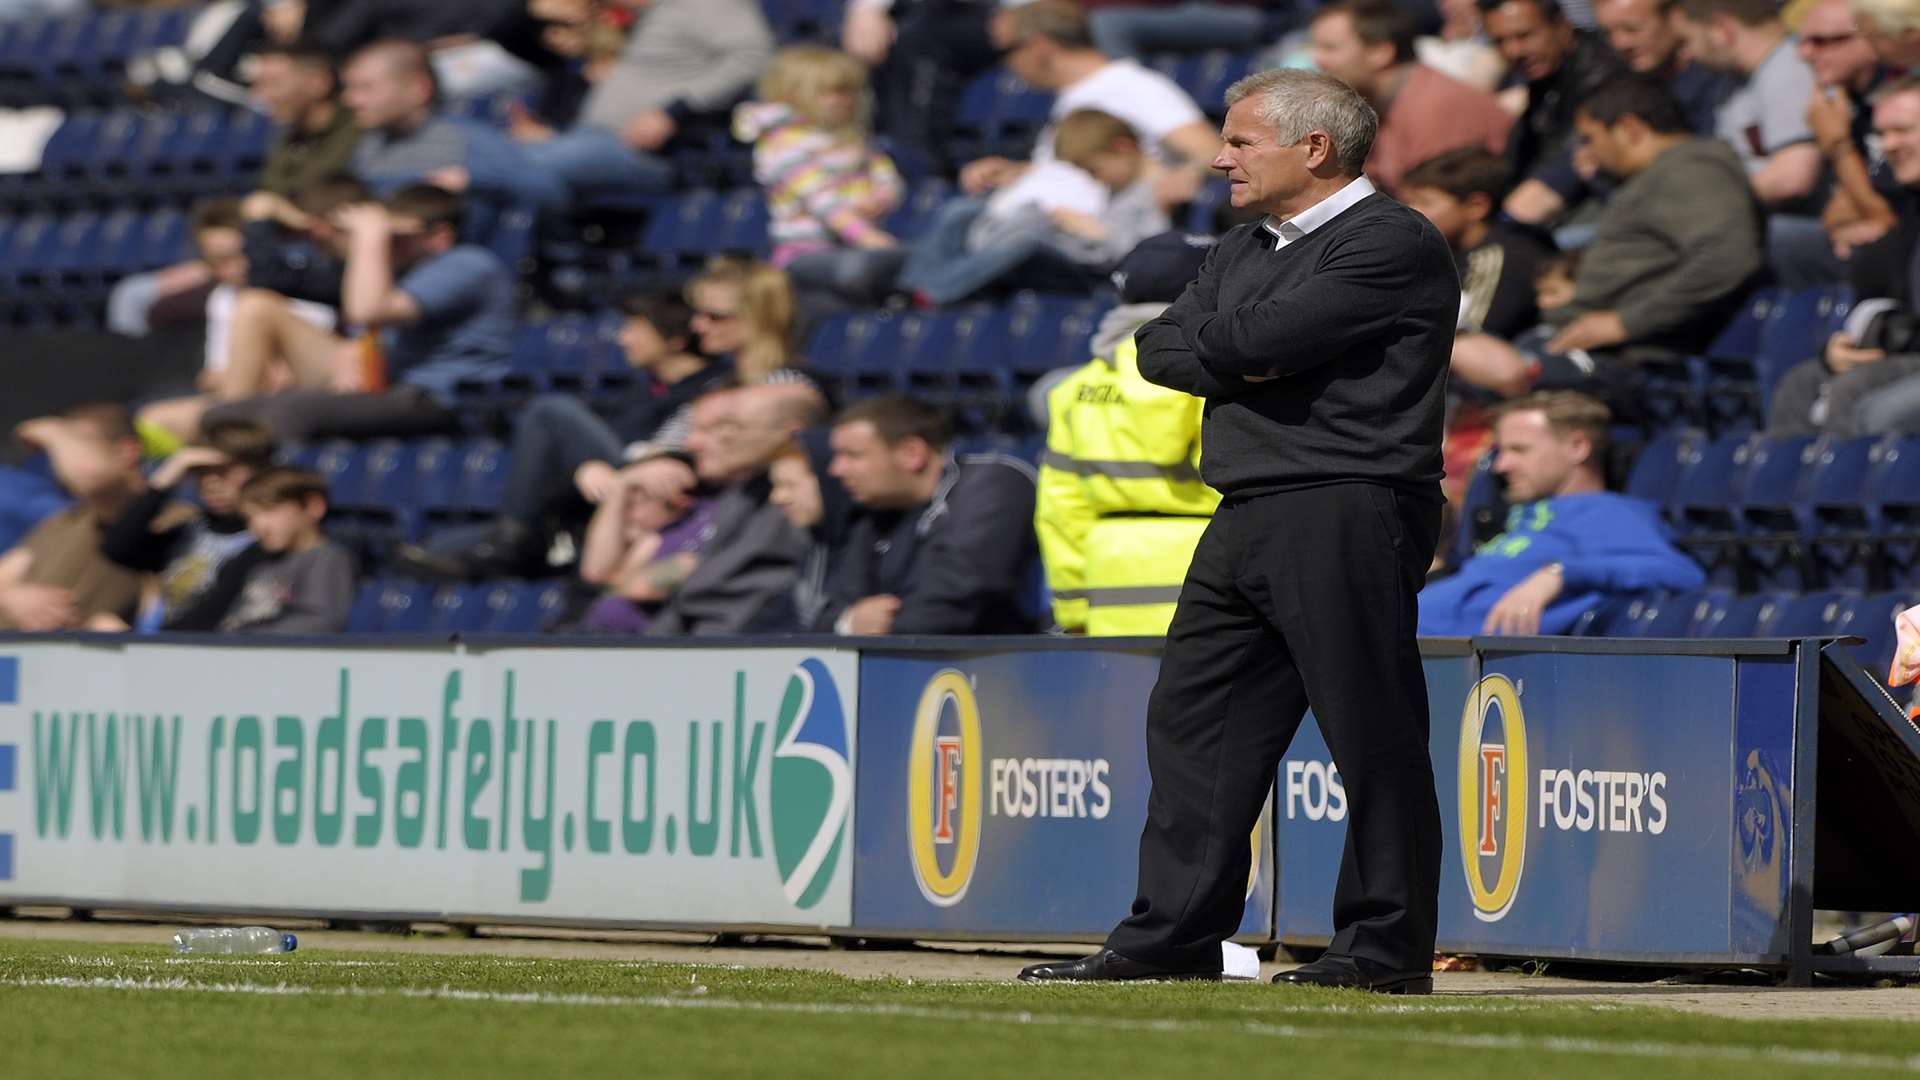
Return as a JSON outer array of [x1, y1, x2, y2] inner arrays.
[[204, 387, 460, 443], [1106, 482, 1443, 973]]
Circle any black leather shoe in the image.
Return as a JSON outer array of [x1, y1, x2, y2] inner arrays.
[[1018, 949, 1221, 983], [1272, 954, 1433, 995]]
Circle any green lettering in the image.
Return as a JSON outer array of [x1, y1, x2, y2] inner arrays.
[[205, 716, 224, 844], [86, 713, 125, 841], [272, 716, 305, 845], [436, 672, 462, 850], [521, 719, 556, 902], [135, 715, 180, 843], [687, 721, 721, 857], [586, 720, 614, 854], [231, 716, 263, 845], [395, 717, 427, 849], [622, 721, 654, 854], [498, 674, 518, 852], [32, 712, 79, 839], [465, 718, 493, 850], [313, 672, 348, 847], [355, 717, 387, 847], [729, 674, 763, 858]]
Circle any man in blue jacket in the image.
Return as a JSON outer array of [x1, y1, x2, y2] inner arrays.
[[1420, 391, 1706, 635]]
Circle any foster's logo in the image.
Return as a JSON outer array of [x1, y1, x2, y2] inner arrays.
[[1458, 674, 1529, 923]]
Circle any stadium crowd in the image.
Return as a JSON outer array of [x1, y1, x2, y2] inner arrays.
[[4, 0, 1920, 651]]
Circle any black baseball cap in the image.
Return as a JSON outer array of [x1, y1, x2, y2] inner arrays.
[[1111, 231, 1217, 304]]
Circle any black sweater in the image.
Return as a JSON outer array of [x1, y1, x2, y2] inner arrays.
[[826, 454, 1039, 635], [1135, 192, 1459, 501]]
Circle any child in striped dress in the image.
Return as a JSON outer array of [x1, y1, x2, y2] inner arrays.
[[733, 46, 907, 305]]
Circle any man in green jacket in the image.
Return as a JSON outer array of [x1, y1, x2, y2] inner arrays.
[[1451, 74, 1763, 410]]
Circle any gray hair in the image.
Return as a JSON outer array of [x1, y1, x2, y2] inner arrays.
[[1223, 68, 1379, 177]]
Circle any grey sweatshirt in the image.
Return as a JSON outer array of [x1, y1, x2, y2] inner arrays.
[[578, 0, 775, 133], [217, 541, 356, 634], [1551, 138, 1763, 354]]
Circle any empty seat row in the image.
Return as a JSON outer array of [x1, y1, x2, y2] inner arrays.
[[1574, 588, 1913, 677], [347, 578, 571, 635], [286, 438, 511, 522], [0, 8, 191, 107], [1623, 430, 1920, 590], [3, 106, 272, 208], [0, 207, 192, 284], [1640, 286, 1855, 433], [805, 298, 1109, 407]]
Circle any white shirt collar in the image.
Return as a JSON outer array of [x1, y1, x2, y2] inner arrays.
[[1261, 175, 1377, 249]]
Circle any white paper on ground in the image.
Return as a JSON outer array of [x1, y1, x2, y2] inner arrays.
[[1221, 941, 1261, 980]]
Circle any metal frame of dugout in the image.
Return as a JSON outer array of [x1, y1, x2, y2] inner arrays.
[[0, 631, 1914, 987]]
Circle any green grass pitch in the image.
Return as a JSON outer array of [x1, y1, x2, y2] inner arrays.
[[2, 940, 1918, 1078]]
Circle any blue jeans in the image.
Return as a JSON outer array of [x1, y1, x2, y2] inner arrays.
[[899, 199, 1095, 304], [1090, 3, 1281, 60], [516, 127, 674, 200], [1767, 214, 1848, 291], [500, 394, 625, 523]]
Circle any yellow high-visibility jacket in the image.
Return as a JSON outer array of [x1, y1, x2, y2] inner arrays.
[[1036, 335, 1220, 635]]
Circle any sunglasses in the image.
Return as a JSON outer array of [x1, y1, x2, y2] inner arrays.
[[1801, 32, 1860, 47], [694, 308, 741, 321]]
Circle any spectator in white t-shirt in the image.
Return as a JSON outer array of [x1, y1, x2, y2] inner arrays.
[[959, 1, 1222, 205], [1675, 0, 1833, 283]]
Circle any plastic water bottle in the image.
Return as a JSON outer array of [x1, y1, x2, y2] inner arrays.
[[172, 927, 298, 955]]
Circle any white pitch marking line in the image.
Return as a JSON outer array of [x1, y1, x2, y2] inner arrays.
[[6, 976, 1917, 1073]]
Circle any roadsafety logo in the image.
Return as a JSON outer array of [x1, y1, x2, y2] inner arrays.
[[908, 670, 982, 907], [1458, 675, 1529, 923], [770, 658, 853, 911]]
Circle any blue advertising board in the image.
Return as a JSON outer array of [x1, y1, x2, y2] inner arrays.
[[853, 647, 1275, 940], [1276, 646, 1784, 961], [1273, 655, 1475, 943]]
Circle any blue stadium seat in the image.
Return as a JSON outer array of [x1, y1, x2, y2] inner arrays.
[[468, 582, 531, 633], [1623, 427, 1705, 518], [346, 580, 386, 633], [898, 310, 967, 398], [886, 180, 955, 242], [1173, 50, 1253, 116], [1573, 594, 1649, 636], [1871, 437, 1920, 587], [425, 583, 483, 633], [372, 579, 436, 634], [1728, 435, 1818, 591], [1805, 435, 1895, 588], [1833, 591, 1911, 677], [953, 68, 1053, 158], [496, 582, 570, 633], [1671, 433, 1759, 536], [839, 312, 911, 399], [1701, 289, 1778, 432], [1670, 433, 1762, 586], [1696, 590, 1791, 637], [806, 311, 857, 377], [1607, 590, 1721, 638], [357, 440, 417, 517], [711, 188, 770, 256], [413, 438, 467, 519], [1767, 589, 1856, 637], [459, 439, 510, 514], [638, 190, 720, 268], [138, 207, 191, 269], [309, 440, 361, 501], [221, 109, 275, 181]]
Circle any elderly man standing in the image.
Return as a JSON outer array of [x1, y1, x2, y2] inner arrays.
[[1019, 69, 1458, 993]]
